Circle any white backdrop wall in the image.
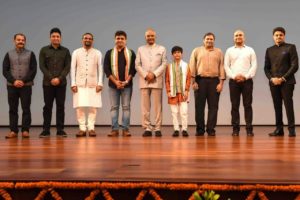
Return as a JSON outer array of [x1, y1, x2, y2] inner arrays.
[[0, 0, 299, 125]]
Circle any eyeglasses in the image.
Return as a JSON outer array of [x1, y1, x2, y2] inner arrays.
[[83, 37, 93, 40]]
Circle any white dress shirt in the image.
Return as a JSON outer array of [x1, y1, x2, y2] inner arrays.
[[224, 45, 257, 80]]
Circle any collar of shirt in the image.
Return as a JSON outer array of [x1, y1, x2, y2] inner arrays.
[[146, 43, 156, 48], [49, 44, 61, 50], [203, 46, 216, 52], [275, 42, 286, 47], [234, 44, 246, 48], [15, 48, 25, 53], [82, 47, 94, 53]]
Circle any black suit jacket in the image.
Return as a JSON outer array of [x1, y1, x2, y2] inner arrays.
[[264, 42, 298, 84]]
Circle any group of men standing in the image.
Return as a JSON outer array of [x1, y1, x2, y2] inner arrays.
[[3, 28, 104, 139], [2, 27, 298, 139], [189, 27, 298, 137]]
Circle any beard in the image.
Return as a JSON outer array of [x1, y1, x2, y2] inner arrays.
[[147, 40, 155, 45], [84, 41, 92, 47], [16, 44, 25, 49], [205, 43, 213, 48], [116, 42, 125, 48]]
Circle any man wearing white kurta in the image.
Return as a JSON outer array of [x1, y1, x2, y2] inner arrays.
[[71, 33, 103, 137]]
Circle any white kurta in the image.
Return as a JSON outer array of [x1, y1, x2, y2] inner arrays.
[[73, 87, 102, 108], [71, 47, 103, 108]]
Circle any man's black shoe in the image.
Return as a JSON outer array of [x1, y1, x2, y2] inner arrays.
[[155, 131, 162, 137], [182, 130, 189, 137], [289, 130, 296, 137], [232, 131, 239, 136], [142, 131, 152, 137], [172, 130, 179, 137], [247, 132, 254, 137], [57, 130, 67, 137], [39, 130, 50, 138], [269, 129, 284, 136], [207, 132, 216, 136], [195, 132, 204, 136]]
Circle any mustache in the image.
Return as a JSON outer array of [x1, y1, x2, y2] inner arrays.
[[17, 43, 24, 45]]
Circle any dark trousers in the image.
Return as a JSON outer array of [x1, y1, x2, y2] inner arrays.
[[43, 85, 66, 131], [229, 79, 253, 132], [270, 83, 295, 132], [194, 77, 220, 134], [7, 85, 32, 133]]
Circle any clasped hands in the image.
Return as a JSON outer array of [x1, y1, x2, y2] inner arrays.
[[114, 80, 128, 89], [145, 72, 156, 84], [271, 77, 284, 86], [13, 80, 24, 88], [234, 74, 246, 83], [50, 78, 60, 86]]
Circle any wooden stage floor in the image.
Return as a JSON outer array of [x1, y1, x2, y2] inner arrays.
[[0, 126, 299, 184]]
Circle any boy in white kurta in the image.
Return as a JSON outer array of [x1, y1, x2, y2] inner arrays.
[[165, 46, 191, 137], [71, 33, 103, 137]]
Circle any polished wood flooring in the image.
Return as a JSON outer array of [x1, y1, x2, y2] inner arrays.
[[0, 126, 299, 184]]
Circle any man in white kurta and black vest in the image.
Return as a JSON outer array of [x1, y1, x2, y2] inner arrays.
[[71, 33, 103, 137], [2, 33, 37, 138]]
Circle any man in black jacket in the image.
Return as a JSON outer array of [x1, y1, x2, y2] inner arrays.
[[264, 27, 298, 137], [3, 33, 37, 138], [39, 28, 71, 138], [104, 30, 136, 137]]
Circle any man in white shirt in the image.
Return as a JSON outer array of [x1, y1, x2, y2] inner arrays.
[[71, 33, 103, 137], [224, 30, 257, 136]]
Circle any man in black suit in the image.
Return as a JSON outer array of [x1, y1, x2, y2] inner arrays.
[[264, 27, 298, 137]]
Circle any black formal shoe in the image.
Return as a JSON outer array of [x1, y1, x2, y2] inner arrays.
[[269, 129, 284, 136], [155, 131, 162, 137], [172, 130, 179, 137], [182, 130, 189, 137], [39, 130, 50, 138], [195, 132, 204, 136], [247, 132, 254, 137], [289, 131, 296, 137], [207, 132, 216, 136], [142, 131, 152, 137], [289, 133, 296, 137], [57, 130, 67, 137], [232, 131, 239, 136]]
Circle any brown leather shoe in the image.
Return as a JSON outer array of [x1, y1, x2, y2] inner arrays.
[[76, 130, 87, 137], [122, 129, 131, 137], [88, 130, 97, 137], [5, 131, 17, 139], [108, 130, 119, 137], [22, 131, 30, 138]]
